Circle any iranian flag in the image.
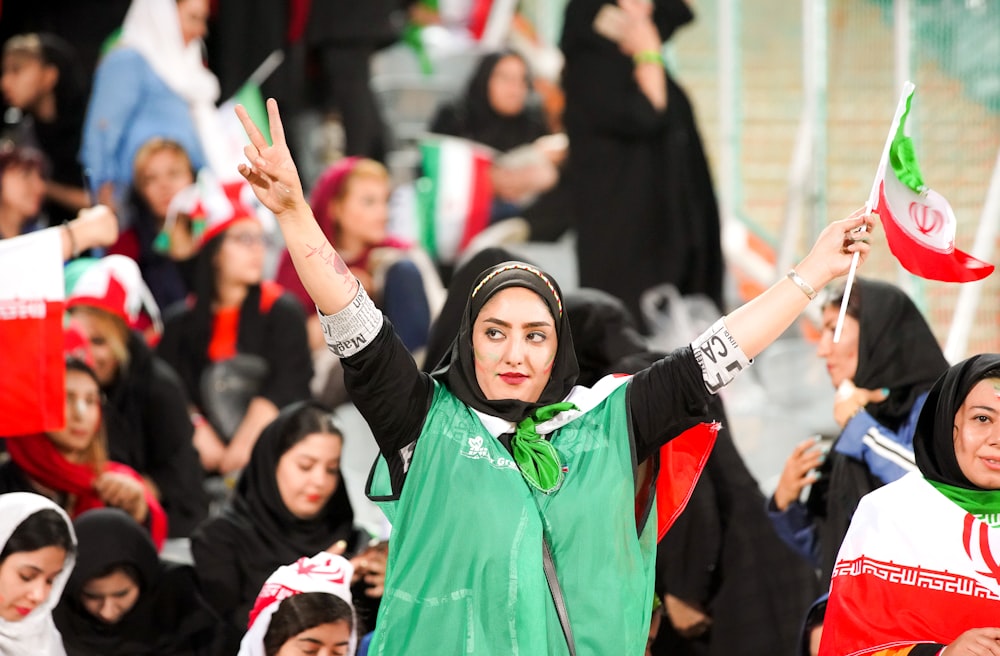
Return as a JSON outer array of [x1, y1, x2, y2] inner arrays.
[[427, 0, 518, 47], [0, 228, 66, 436], [819, 473, 1000, 656], [416, 136, 494, 264], [875, 87, 994, 282]]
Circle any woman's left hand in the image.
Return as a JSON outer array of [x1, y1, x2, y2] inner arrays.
[[350, 542, 388, 598], [798, 209, 877, 289], [95, 471, 149, 524]]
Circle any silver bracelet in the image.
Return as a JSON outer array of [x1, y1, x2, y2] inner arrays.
[[786, 269, 817, 300], [316, 283, 383, 358]]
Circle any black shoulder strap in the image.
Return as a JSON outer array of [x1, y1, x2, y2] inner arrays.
[[542, 537, 576, 656]]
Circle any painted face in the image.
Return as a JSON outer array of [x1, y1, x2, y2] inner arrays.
[[472, 286, 558, 404], [1, 54, 56, 111], [1, 163, 45, 222], [332, 176, 389, 253], [487, 55, 529, 118], [80, 569, 140, 624], [276, 432, 343, 520], [48, 369, 102, 460], [0, 546, 67, 622], [70, 310, 126, 386], [177, 0, 209, 46], [136, 148, 194, 221], [275, 620, 352, 656], [816, 304, 860, 388], [952, 378, 1000, 490], [216, 218, 266, 288]]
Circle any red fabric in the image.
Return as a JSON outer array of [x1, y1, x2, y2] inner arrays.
[[6, 433, 168, 550], [655, 422, 719, 541], [208, 281, 284, 360], [107, 227, 141, 260], [821, 562, 1000, 656], [877, 181, 994, 283], [287, 0, 312, 43], [0, 300, 64, 435]]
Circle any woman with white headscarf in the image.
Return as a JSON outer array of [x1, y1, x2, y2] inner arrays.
[[81, 0, 220, 213], [0, 492, 77, 656]]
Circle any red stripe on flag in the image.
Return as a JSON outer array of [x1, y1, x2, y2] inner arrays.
[[655, 422, 718, 540], [878, 182, 994, 282], [458, 153, 494, 253], [0, 300, 65, 436], [467, 0, 493, 39], [821, 561, 1000, 656]]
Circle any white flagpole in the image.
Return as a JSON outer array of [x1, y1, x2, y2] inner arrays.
[[833, 81, 916, 342]]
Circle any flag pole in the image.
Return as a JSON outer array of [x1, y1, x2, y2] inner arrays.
[[833, 81, 916, 342]]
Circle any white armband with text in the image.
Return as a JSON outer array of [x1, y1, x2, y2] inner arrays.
[[317, 284, 383, 358], [691, 318, 752, 394]]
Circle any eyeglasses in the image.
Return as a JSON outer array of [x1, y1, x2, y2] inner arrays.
[[225, 232, 270, 248]]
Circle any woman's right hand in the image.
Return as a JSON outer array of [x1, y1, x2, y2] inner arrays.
[[95, 471, 149, 524], [773, 437, 826, 511], [616, 0, 662, 57], [942, 628, 1000, 656], [235, 98, 308, 220]]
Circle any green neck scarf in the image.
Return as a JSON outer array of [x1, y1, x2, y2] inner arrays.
[[927, 479, 1000, 528], [511, 402, 578, 494]]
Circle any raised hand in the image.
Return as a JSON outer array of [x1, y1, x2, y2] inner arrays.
[[235, 98, 307, 219], [802, 208, 877, 284], [942, 627, 1000, 656]]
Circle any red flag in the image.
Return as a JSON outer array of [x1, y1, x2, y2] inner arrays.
[[0, 229, 65, 436], [874, 89, 994, 282]]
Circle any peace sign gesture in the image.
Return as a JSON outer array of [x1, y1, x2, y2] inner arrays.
[[235, 98, 307, 219]]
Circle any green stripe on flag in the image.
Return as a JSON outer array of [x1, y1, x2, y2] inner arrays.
[[888, 90, 926, 194], [232, 82, 271, 146], [417, 141, 441, 260]]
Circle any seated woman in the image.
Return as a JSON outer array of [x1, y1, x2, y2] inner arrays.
[[0, 492, 77, 656], [0, 356, 168, 549], [53, 508, 216, 656], [237, 551, 356, 656], [275, 157, 443, 360], [819, 354, 1000, 655], [157, 182, 312, 475], [107, 138, 198, 312], [192, 402, 382, 654], [0, 142, 46, 239], [67, 255, 208, 537], [428, 49, 564, 226], [767, 278, 949, 582]]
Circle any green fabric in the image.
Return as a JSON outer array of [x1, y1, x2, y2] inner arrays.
[[888, 90, 927, 194], [927, 478, 1000, 528], [511, 401, 577, 493], [366, 381, 656, 655]]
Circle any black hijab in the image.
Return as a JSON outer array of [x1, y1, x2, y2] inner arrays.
[[913, 353, 1000, 490], [432, 261, 580, 422], [53, 508, 215, 656], [430, 49, 549, 153], [841, 278, 949, 431], [227, 401, 356, 558]]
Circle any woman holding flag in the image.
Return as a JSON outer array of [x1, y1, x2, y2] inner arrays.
[[234, 97, 874, 655], [819, 354, 1000, 655]]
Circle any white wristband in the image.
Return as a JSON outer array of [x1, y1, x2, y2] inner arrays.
[[317, 283, 383, 358], [691, 318, 753, 394]]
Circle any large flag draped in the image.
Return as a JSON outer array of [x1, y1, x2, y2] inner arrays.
[[416, 136, 494, 264], [875, 89, 994, 282], [0, 229, 66, 436], [820, 473, 1000, 656]]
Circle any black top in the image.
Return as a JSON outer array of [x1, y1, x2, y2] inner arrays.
[[345, 318, 710, 494], [53, 508, 216, 656], [191, 405, 360, 655], [157, 286, 313, 413], [560, 0, 724, 325], [103, 333, 208, 537]]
